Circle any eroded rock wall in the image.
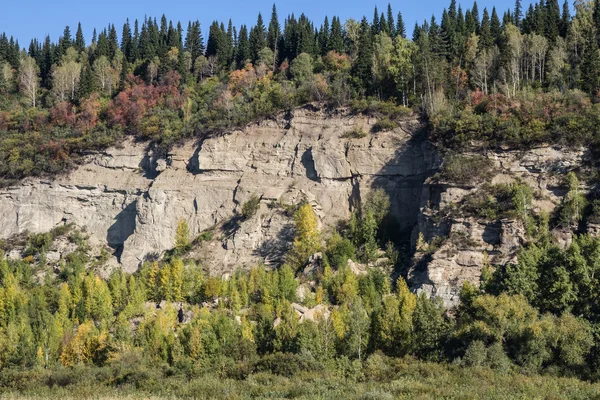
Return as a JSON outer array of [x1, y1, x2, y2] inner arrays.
[[0, 106, 431, 274], [409, 146, 589, 307]]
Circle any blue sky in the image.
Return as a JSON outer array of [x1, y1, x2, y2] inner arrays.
[[3, 0, 535, 47]]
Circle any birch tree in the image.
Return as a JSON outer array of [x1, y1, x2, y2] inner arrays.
[[19, 55, 40, 107]]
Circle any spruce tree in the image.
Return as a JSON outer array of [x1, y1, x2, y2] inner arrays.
[[267, 4, 280, 52], [560, 0, 571, 38], [465, 10, 476, 34], [330, 16, 344, 52], [108, 24, 119, 60], [490, 7, 501, 45], [249, 13, 266, 62], [514, 0, 523, 27], [387, 4, 395, 37], [75, 23, 85, 52], [594, 0, 600, 45], [78, 60, 94, 99], [582, 28, 600, 94], [237, 25, 250, 66], [58, 26, 72, 56], [480, 8, 492, 49], [353, 17, 374, 90], [545, 0, 561, 41], [472, 1, 481, 33], [185, 21, 204, 62], [396, 12, 406, 38], [121, 20, 133, 62], [372, 7, 380, 35], [319, 17, 330, 55]]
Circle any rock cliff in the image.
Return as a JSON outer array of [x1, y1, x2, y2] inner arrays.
[[0, 106, 432, 273], [409, 146, 589, 307], [0, 105, 588, 307]]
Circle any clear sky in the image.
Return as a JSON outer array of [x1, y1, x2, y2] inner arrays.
[[3, 0, 535, 48]]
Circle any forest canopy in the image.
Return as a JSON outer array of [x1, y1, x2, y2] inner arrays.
[[1, 1, 600, 186]]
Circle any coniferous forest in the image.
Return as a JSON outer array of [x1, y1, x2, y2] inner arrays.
[[4, 1, 600, 398]]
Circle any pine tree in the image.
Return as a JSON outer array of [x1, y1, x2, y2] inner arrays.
[[77, 60, 94, 99], [267, 4, 280, 52], [236, 25, 250, 66], [318, 17, 330, 55], [490, 7, 501, 45], [108, 24, 119, 60], [545, 0, 561, 41], [121, 20, 133, 62], [185, 21, 204, 62], [249, 13, 266, 62], [480, 8, 492, 49], [75, 23, 85, 52], [58, 26, 72, 57], [387, 4, 395, 37], [353, 18, 374, 90], [372, 6, 380, 35], [396, 12, 406, 38], [330, 16, 344, 52], [560, 0, 571, 38], [515, 0, 523, 27], [472, 1, 481, 33]]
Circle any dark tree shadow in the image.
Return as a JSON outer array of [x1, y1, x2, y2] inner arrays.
[[253, 223, 295, 264], [107, 201, 137, 263]]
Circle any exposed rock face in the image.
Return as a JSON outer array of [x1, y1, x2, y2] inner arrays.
[[0, 105, 588, 308], [0, 106, 431, 274], [409, 146, 589, 307]]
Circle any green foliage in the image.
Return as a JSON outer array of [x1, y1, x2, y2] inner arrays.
[[241, 195, 261, 220], [340, 127, 367, 139], [174, 219, 190, 254], [371, 118, 397, 132], [438, 154, 495, 185]]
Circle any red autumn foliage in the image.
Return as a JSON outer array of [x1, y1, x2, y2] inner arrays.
[[50, 102, 77, 127], [106, 72, 186, 132], [76, 94, 102, 133]]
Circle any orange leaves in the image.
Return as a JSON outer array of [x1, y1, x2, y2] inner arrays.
[[323, 51, 351, 73], [228, 63, 257, 96], [106, 71, 186, 133]]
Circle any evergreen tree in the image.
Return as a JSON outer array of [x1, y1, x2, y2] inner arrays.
[[387, 4, 395, 37], [515, 0, 523, 27], [353, 17, 374, 90], [249, 13, 266, 62], [472, 1, 481, 33], [396, 12, 406, 38], [131, 20, 140, 61], [108, 24, 119, 60], [58, 25, 72, 57], [330, 16, 344, 52], [185, 21, 204, 62], [121, 20, 133, 62], [465, 10, 476, 34], [372, 6, 380, 35], [480, 8, 492, 49], [78, 60, 94, 99], [236, 25, 250, 66], [319, 17, 330, 56], [581, 28, 600, 94], [545, 0, 561, 41], [560, 0, 571, 38], [267, 4, 280, 52], [75, 23, 85, 52], [490, 7, 501, 45]]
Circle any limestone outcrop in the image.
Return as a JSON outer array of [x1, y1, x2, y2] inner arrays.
[[409, 146, 589, 307], [0, 106, 430, 274], [0, 104, 589, 308]]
